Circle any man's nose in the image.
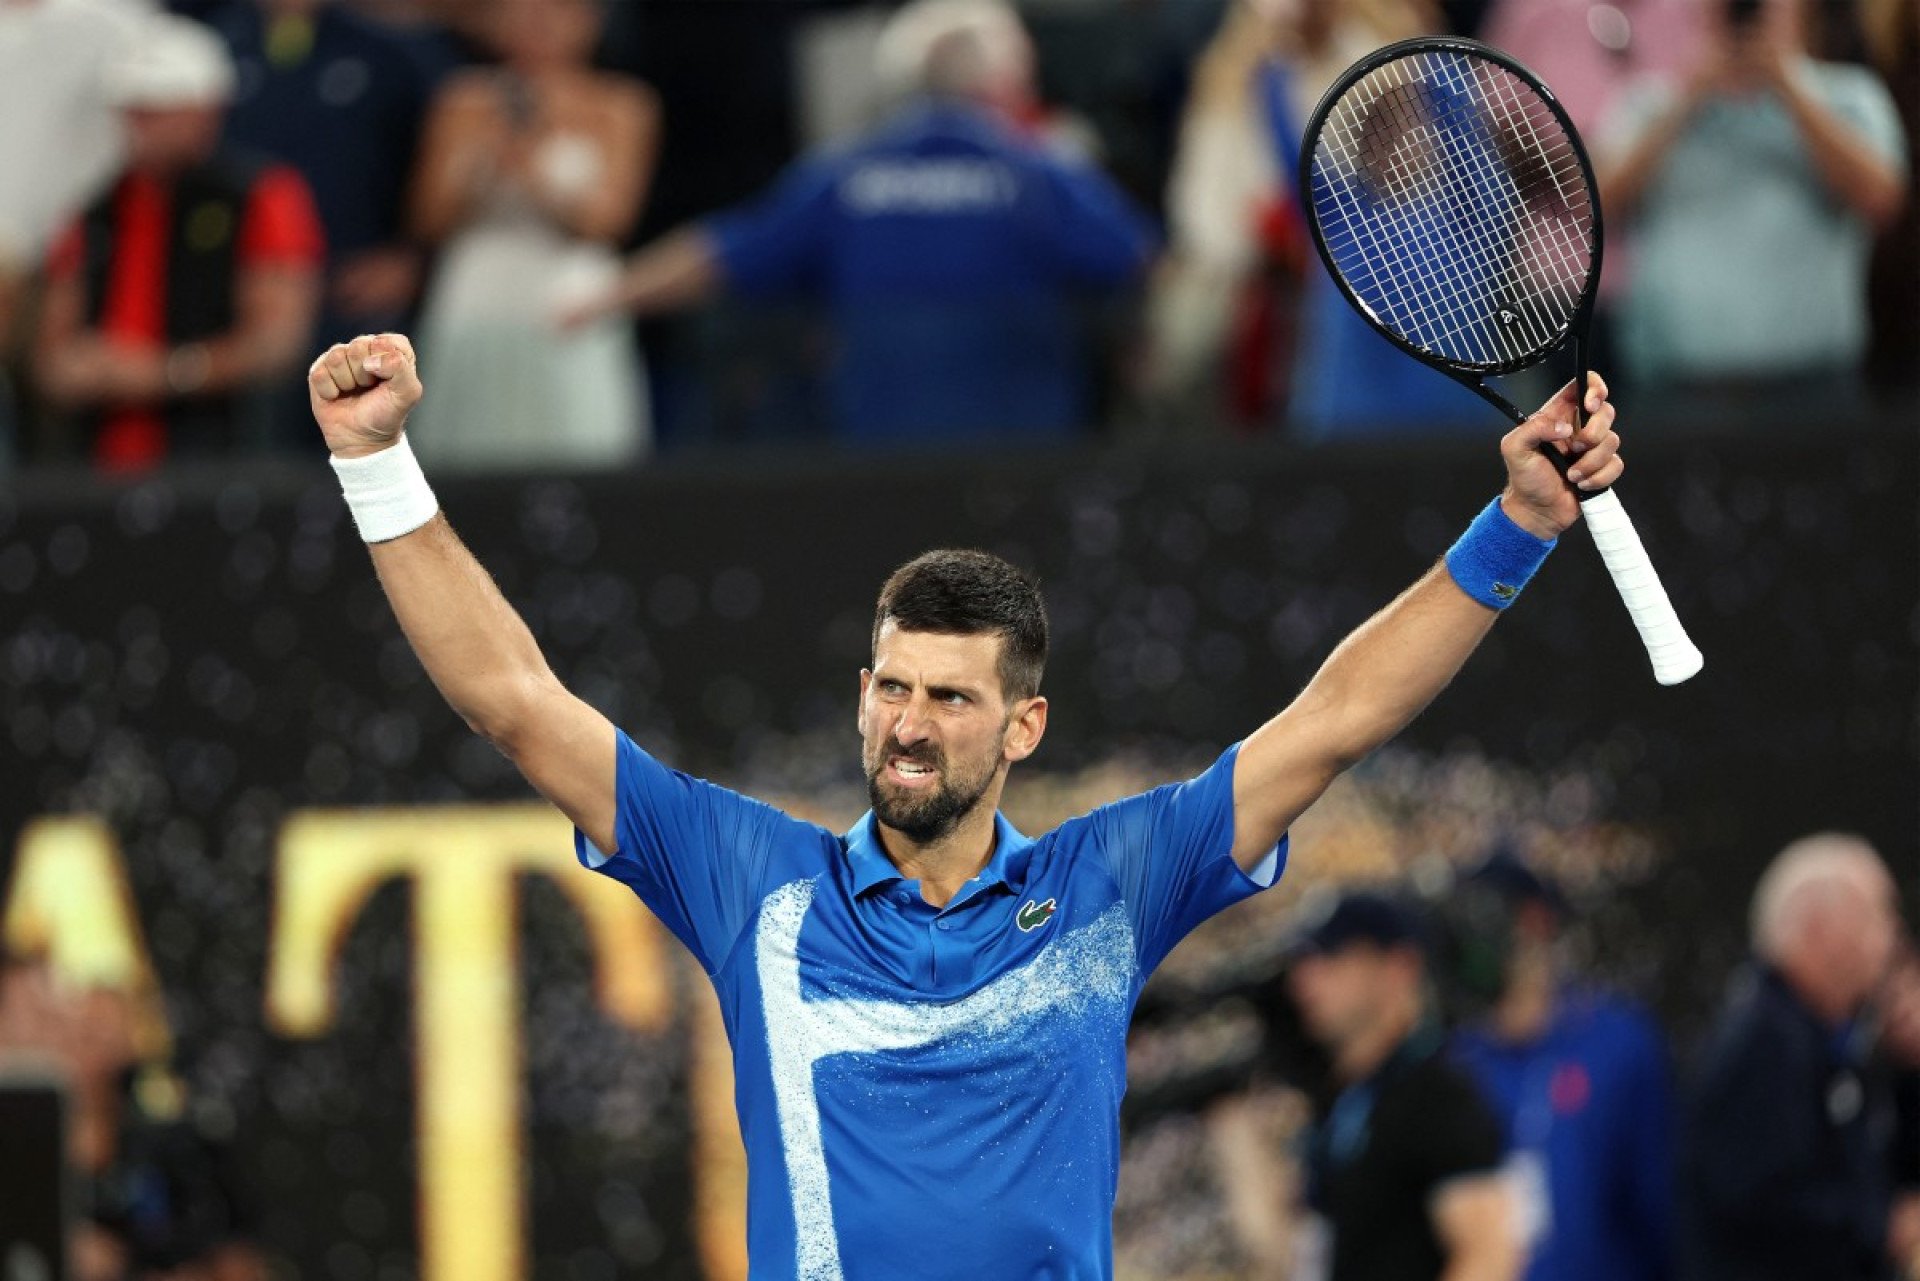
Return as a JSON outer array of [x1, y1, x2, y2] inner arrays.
[[892, 696, 933, 745]]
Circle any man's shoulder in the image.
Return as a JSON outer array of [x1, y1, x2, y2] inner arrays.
[[1695, 969, 1822, 1080], [1561, 987, 1664, 1040], [315, 4, 420, 63], [1400, 1045, 1494, 1101], [1377, 1048, 1503, 1146]]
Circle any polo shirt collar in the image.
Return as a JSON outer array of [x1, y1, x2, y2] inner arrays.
[[843, 811, 1035, 901]]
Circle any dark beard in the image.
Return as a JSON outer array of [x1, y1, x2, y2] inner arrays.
[[865, 743, 997, 843]]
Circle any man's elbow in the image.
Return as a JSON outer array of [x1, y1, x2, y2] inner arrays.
[[1288, 683, 1382, 776], [1863, 176, 1907, 232], [458, 669, 562, 762]]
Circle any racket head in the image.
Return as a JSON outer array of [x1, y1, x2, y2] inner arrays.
[[1298, 37, 1604, 380]]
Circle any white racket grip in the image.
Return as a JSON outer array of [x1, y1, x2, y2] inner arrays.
[[1578, 489, 1704, 685]]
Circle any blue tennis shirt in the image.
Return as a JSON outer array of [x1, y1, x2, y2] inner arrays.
[[578, 730, 1282, 1279]]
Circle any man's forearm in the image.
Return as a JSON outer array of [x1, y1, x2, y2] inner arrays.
[[366, 514, 560, 748], [1599, 98, 1697, 220], [179, 324, 312, 397], [1297, 564, 1500, 769], [615, 226, 723, 316], [1779, 78, 1905, 227], [187, 268, 322, 395]]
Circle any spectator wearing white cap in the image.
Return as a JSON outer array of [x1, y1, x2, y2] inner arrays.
[[31, 11, 323, 469]]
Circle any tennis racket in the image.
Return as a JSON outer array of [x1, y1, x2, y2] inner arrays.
[[1298, 37, 1703, 686]]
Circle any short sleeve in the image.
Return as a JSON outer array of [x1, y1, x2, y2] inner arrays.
[[1033, 159, 1158, 286], [1822, 66, 1907, 174], [237, 166, 327, 268], [575, 729, 805, 973], [1598, 78, 1677, 167], [1081, 743, 1284, 974], [704, 158, 839, 296], [1406, 1065, 1508, 1191]]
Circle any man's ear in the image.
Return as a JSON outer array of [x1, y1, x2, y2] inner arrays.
[[857, 669, 872, 737], [1003, 695, 1048, 763]]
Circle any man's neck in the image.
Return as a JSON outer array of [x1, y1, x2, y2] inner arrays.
[[1489, 951, 1558, 1043], [875, 803, 1002, 909], [1335, 997, 1420, 1083], [1772, 954, 1856, 1029]]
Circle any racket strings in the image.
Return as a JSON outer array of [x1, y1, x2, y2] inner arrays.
[[1336, 59, 1581, 359], [1308, 49, 1594, 368], [1336, 80, 1548, 357], [1332, 54, 1588, 358]]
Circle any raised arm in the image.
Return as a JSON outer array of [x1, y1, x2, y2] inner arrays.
[[1226, 377, 1622, 871], [308, 334, 617, 851]]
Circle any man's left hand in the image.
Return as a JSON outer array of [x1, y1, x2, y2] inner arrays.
[[1499, 372, 1622, 539]]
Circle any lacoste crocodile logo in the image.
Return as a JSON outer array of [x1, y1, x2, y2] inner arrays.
[[1016, 898, 1058, 933]]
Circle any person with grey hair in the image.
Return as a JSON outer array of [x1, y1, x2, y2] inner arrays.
[[1679, 833, 1907, 1281], [560, 0, 1156, 445]]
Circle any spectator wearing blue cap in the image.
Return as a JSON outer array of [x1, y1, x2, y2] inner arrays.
[[560, 0, 1156, 446], [1286, 889, 1520, 1281], [1449, 851, 1676, 1281]]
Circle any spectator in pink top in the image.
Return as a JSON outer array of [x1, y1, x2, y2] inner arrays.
[[1481, 0, 1707, 320], [1482, 0, 1706, 138]]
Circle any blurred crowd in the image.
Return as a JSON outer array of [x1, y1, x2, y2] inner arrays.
[[0, 0, 1910, 473], [1114, 832, 1920, 1281], [7, 820, 1918, 1280]]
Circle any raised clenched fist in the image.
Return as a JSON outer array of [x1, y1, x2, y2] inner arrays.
[[308, 333, 425, 459]]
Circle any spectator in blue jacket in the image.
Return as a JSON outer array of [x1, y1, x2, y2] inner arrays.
[[563, 0, 1157, 445], [1450, 850, 1675, 1281]]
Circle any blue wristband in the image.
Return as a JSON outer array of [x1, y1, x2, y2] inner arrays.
[[1444, 498, 1556, 610]]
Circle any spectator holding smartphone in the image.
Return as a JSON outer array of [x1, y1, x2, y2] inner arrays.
[[1598, 0, 1906, 420]]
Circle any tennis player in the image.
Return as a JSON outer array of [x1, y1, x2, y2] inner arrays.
[[310, 332, 1623, 1280]]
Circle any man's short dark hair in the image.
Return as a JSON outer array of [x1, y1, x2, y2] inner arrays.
[[872, 549, 1048, 701]]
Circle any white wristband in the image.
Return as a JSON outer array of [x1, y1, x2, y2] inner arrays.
[[330, 435, 439, 543]]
